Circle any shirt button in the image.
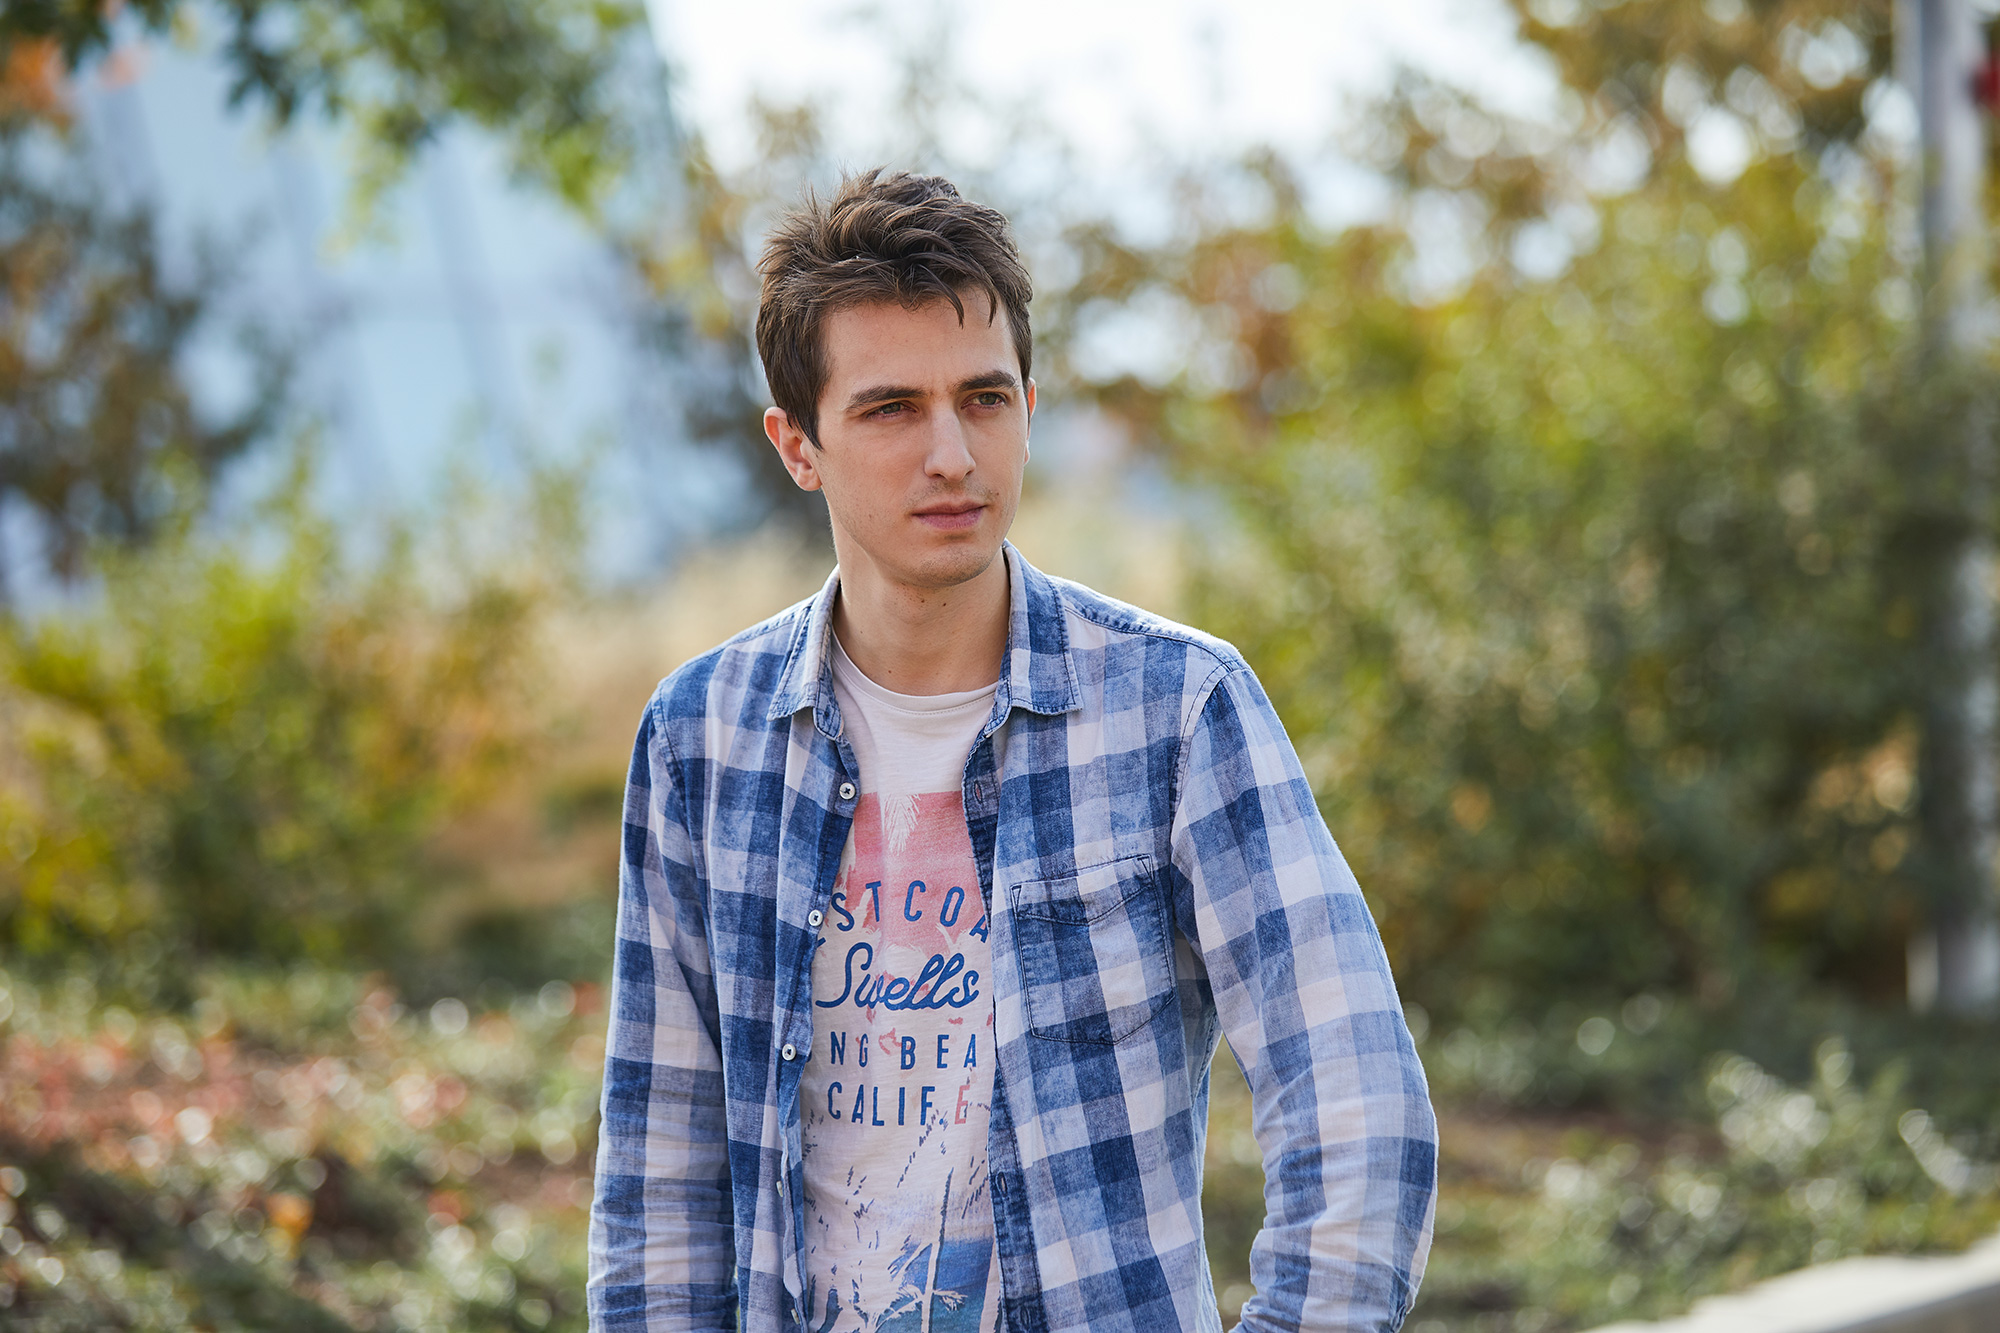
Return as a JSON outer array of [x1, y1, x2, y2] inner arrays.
[[808, 909, 824, 927], [838, 781, 856, 801], [781, 1043, 797, 1061]]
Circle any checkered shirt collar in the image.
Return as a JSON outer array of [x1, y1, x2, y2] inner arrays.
[[764, 540, 1082, 727]]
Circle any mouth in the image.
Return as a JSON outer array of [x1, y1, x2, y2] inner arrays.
[[912, 499, 986, 532]]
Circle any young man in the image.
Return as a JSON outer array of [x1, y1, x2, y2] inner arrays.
[[589, 170, 1436, 1333]]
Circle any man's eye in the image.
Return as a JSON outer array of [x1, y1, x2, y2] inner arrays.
[[870, 402, 909, 418], [971, 392, 1007, 408]]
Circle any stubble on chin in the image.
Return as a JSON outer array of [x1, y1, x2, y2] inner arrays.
[[902, 538, 1003, 594]]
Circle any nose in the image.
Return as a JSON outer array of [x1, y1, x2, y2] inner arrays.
[[924, 408, 976, 481]]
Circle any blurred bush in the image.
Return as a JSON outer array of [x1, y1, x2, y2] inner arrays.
[[0, 965, 601, 1330], [1113, 164, 1923, 1014], [1020, 7, 2000, 1310], [1198, 1000, 2000, 1329], [0, 1, 647, 219], [0, 108, 283, 582], [0, 454, 572, 978], [1054, 13, 1953, 1022], [1408, 1034, 2000, 1329]]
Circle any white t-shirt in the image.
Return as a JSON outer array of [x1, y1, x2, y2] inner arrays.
[[800, 635, 1001, 1333]]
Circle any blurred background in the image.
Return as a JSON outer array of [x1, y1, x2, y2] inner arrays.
[[4, 1, 2000, 1329]]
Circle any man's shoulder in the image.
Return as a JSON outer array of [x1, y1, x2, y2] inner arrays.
[[1043, 570, 1246, 679]]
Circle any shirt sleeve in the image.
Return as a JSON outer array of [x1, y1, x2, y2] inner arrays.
[[1169, 665, 1438, 1333], [588, 697, 737, 1331]]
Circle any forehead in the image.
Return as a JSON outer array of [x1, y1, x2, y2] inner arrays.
[[819, 293, 1017, 393]]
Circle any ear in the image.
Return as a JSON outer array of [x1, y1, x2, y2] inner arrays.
[[1024, 378, 1036, 463], [765, 406, 823, 492]]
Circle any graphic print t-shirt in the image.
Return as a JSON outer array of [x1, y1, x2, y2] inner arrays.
[[801, 636, 1001, 1333]]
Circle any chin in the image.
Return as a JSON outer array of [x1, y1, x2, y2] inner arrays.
[[906, 538, 1002, 590]]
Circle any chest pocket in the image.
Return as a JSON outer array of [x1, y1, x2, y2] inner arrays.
[[1006, 854, 1175, 1045]]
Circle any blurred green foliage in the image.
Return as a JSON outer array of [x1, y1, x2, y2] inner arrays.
[[0, 111, 283, 584], [1201, 1016, 2000, 1330], [1046, 7, 2000, 1313], [1510, 0, 1893, 159], [1056, 9, 1960, 1023], [0, 966, 600, 1330], [1100, 161, 1924, 1013], [1412, 1035, 2000, 1329], [0, 454, 570, 976], [1196, 984, 2000, 1330], [0, 0, 645, 216]]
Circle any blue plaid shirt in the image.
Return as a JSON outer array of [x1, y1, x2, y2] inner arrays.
[[588, 544, 1436, 1333]]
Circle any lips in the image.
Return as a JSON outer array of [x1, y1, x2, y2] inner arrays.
[[913, 499, 985, 530]]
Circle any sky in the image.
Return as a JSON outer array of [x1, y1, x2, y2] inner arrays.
[[645, 0, 1559, 177]]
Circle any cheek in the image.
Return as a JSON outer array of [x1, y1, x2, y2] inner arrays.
[[973, 415, 1029, 456], [817, 444, 879, 493], [827, 459, 905, 524], [989, 434, 1031, 480]]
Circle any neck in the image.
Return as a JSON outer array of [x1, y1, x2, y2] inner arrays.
[[831, 549, 1009, 696]]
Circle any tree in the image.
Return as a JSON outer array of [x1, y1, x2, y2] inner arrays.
[[1052, 8, 1942, 1015], [1514, 0, 1890, 149], [0, 0, 645, 214], [0, 107, 284, 593], [1507, 0, 2000, 1013], [0, 0, 653, 586]]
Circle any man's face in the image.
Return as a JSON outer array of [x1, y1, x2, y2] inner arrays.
[[766, 293, 1033, 594]]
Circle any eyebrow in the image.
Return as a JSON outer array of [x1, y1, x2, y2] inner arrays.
[[844, 370, 1021, 412]]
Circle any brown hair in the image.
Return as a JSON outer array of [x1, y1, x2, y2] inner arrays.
[[755, 169, 1033, 446]]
